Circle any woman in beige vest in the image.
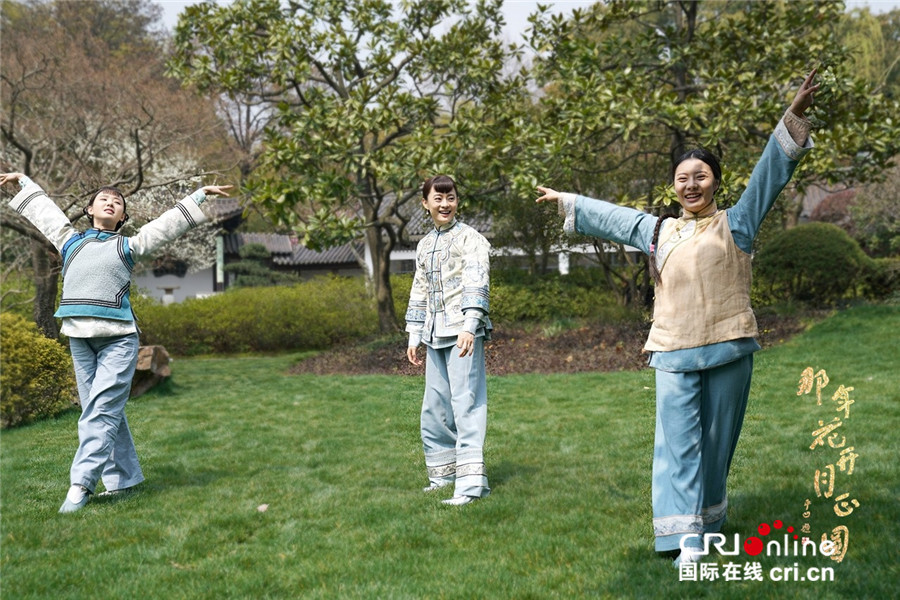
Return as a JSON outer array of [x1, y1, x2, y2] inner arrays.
[[536, 70, 818, 566]]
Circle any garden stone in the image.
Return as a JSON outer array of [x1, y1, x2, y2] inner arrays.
[[130, 345, 171, 398]]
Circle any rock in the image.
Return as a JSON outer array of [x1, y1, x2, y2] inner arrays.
[[130, 345, 171, 397]]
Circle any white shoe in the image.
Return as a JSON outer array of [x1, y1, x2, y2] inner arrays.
[[442, 495, 477, 506], [674, 548, 703, 567], [59, 484, 90, 513], [423, 482, 452, 493], [97, 486, 136, 498]]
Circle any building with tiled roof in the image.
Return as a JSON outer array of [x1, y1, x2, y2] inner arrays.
[[133, 194, 555, 305]]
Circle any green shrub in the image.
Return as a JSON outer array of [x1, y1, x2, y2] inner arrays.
[[224, 243, 300, 288], [0, 271, 37, 321], [393, 268, 639, 326], [390, 274, 414, 324], [0, 313, 77, 428], [137, 276, 378, 355], [136, 267, 642, 357], [861, 256, 900, 300], [754, 222, 876, 306]]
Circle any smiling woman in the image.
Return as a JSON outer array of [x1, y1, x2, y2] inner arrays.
[[534, 69, 820, 566], [405, 174, 493, 506], [672, 149, 721, 217], [421, 175, 459, 226]]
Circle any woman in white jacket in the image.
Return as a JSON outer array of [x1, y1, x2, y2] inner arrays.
[[406, 175, 492, 506]]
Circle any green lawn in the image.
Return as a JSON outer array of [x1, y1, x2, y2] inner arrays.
[[1, 305, 897, 599]]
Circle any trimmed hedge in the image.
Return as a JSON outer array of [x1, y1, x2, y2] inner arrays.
[[396, 267, 638, 324], [754, 222, 876, 306], [134, 276, 378, 355], [133, 269, 639, 356], [1, 313, 77, 428]]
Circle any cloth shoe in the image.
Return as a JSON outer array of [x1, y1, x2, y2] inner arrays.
[[423, 482, 452, 493], [441, 495, 477, 506], [97, 485, 136, 498], [59, 484, 91, 513], [673, 548, 703, 567]]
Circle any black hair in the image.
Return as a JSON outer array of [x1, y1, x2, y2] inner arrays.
[[650, 148, 722, 286], [672, 148, 722, 186], [83, 186, 129, 231], [422, 175, 457, 199]]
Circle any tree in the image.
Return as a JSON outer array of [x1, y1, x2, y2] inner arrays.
[[0, 0, 231, 337], [224, 243, 300, 287], [168, 0, 525, 332], [879, 9, 900, 100], [849, 159, 900, 257], [515, 0, 900, 308], [840, 7, 900, 100]]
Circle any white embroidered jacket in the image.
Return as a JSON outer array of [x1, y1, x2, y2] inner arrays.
[[406, 220, 492, 347]]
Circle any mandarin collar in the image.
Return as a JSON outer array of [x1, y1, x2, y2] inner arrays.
[[433, 219, 458, 233], [680, 209, 719, 221]]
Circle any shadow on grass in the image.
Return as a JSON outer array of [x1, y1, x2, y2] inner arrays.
[[489, 460, 539, 489], [149, 462, 233, 490], [132, 376, 180, 399]]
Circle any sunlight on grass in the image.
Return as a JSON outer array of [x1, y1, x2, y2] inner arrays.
[[1, 305, 897, 599]]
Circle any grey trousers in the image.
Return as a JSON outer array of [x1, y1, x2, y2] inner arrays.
[[69, 334, 145, 493], [421, 338, 490, 498]]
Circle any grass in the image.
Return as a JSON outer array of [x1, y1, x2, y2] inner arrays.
[[1, 304, 897, 599]]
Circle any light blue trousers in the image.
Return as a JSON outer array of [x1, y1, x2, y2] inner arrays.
[[69, 334, 145, 493], [652, 355, 753, 551], [421, 338, 490, 498]]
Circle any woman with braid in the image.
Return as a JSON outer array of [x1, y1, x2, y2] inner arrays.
[[1, 172, 231, 513], [535, 70, 819, 565]]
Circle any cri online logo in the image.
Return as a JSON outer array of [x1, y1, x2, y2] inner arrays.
[[745, 520, 795, 556], [680, 520, 836, 558]]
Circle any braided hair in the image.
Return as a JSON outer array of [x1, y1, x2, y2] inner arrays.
[[649, 214, 674, 286]]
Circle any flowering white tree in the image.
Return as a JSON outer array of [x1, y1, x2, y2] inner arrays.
[[1, 0, 233, 336]]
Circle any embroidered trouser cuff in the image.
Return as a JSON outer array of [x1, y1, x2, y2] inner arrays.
[[421, 340, 490, 498]]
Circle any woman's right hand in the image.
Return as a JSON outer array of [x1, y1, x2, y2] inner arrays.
[[0, 173, 24, 187], [407, 345, 423, 366], [535, 186, 561, 204]]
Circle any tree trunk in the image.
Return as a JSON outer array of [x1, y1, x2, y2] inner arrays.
[[366, 225, 400, 333], [784, 191, 804, 229], [31, 239, 60, 339]]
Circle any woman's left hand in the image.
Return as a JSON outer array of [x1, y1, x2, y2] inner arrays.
[[789, 68, 821, 117], [0, 173, 24, 187], [457, 331, 475, 357], [202, 184, 233, 197]]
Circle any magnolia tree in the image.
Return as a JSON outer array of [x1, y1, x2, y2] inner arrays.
[[0, 0, 233, 336], [503, 0, 900, 307], [169, 0, 527, 332]]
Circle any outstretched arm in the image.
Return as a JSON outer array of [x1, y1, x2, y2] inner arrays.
[[730, 70, 819, 252], [2, 172, 76, 251], [0, 172, 25, 187], [128, 184, 233, 258], [537, 186, 656, 253], [201, 184, 233, 197]]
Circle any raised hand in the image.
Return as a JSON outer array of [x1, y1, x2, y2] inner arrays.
[[789, 68, 820, 117]]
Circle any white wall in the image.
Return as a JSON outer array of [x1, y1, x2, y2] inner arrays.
[[133, 267, 216, 304]]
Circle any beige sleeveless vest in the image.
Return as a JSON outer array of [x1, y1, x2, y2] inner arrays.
[[644, 211, 757, 352]]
